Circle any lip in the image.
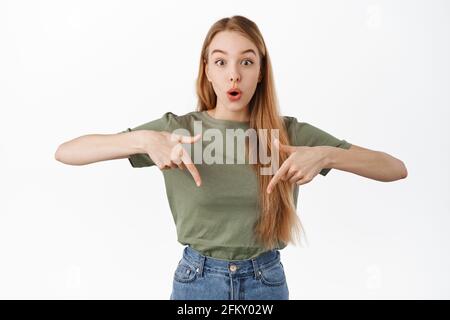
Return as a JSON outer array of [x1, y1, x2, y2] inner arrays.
[[227, 88, 242, 101]]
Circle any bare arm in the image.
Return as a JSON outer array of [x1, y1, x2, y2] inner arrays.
[[55, 129, 203, 186], [54, 130, 148, 165], [320, 144, 408, 182]]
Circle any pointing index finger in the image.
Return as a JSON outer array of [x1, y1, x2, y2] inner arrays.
[[180, 147, 202, 187], [267, 161, 289, 194]]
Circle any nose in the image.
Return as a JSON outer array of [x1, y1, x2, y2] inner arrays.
[[230, 75, 240, 87]]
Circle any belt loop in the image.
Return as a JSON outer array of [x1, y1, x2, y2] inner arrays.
[[251, 258, 261, 279], [197, 254, 206, 278]]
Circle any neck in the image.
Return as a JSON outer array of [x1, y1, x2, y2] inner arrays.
[[207, 107, 250, 122]]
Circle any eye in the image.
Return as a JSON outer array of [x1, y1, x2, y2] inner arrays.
[[214, 59, 225, 66], [214, 59, 254, 66]]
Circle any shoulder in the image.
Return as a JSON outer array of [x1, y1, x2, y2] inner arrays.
[[281, 115, 297, 126], [281, 115, 308, 131], [281, 115, 318, 145], [281, 115, 299, 145], [158, 110, 205, 132], [161, 110, 203, 124]]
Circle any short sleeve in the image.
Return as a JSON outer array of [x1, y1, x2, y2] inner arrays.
[[284, 116, 352, 176], [117, 112, 178, 168]]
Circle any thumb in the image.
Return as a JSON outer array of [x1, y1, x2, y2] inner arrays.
[[179, 133, 202, 144]]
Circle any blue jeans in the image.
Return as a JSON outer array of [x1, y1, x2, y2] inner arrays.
[[170, 245, 289, 300]]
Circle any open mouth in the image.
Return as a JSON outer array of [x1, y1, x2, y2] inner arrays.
[[227, 88, 242, 101]]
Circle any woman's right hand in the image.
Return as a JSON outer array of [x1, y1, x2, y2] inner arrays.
[[140, 130, 202, 187]]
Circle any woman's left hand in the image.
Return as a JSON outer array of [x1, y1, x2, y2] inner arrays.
[[266, 138, 328, 194]]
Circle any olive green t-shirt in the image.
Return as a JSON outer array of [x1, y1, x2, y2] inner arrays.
[[120, 110, 352, 260]]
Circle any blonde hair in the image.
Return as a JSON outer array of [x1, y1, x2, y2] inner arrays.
[[196, 15, 306, 250]]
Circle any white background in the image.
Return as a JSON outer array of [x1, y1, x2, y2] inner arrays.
[[0, 0, 448, 299]]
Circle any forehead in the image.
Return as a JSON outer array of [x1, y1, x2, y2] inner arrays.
[[209, 31, 258, 57]]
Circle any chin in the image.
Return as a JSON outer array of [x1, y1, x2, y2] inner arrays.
[[225, 100, 248, 110], [228, 106, 247, 113]]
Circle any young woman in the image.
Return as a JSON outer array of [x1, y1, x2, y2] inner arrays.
[[55, 15, 408, 300]]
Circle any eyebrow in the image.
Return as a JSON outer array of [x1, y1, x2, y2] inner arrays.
[[211, 49, 257, 56]]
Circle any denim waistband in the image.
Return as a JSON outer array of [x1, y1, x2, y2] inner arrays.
[[182, 245, 281, 279]]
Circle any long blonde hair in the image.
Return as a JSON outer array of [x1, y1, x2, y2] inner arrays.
[[196, 15, 306, 250]]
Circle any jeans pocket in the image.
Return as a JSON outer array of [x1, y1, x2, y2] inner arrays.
[[173, 258, 198, 283], [259, 261, 286, 287]]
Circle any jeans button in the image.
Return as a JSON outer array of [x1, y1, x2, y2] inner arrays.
[[229, 264, 237, 272]]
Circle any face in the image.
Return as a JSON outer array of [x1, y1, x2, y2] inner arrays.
[[205, 31, 262, 112]]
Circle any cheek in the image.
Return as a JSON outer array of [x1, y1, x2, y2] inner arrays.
[[207, 76, 219, 90], [247, 70, 260, 84], [208, 74, 223, 89], [245, 75, 260, 92]]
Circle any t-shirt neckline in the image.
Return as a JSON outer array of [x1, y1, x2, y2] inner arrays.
[[199, 110, 250, 128]]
